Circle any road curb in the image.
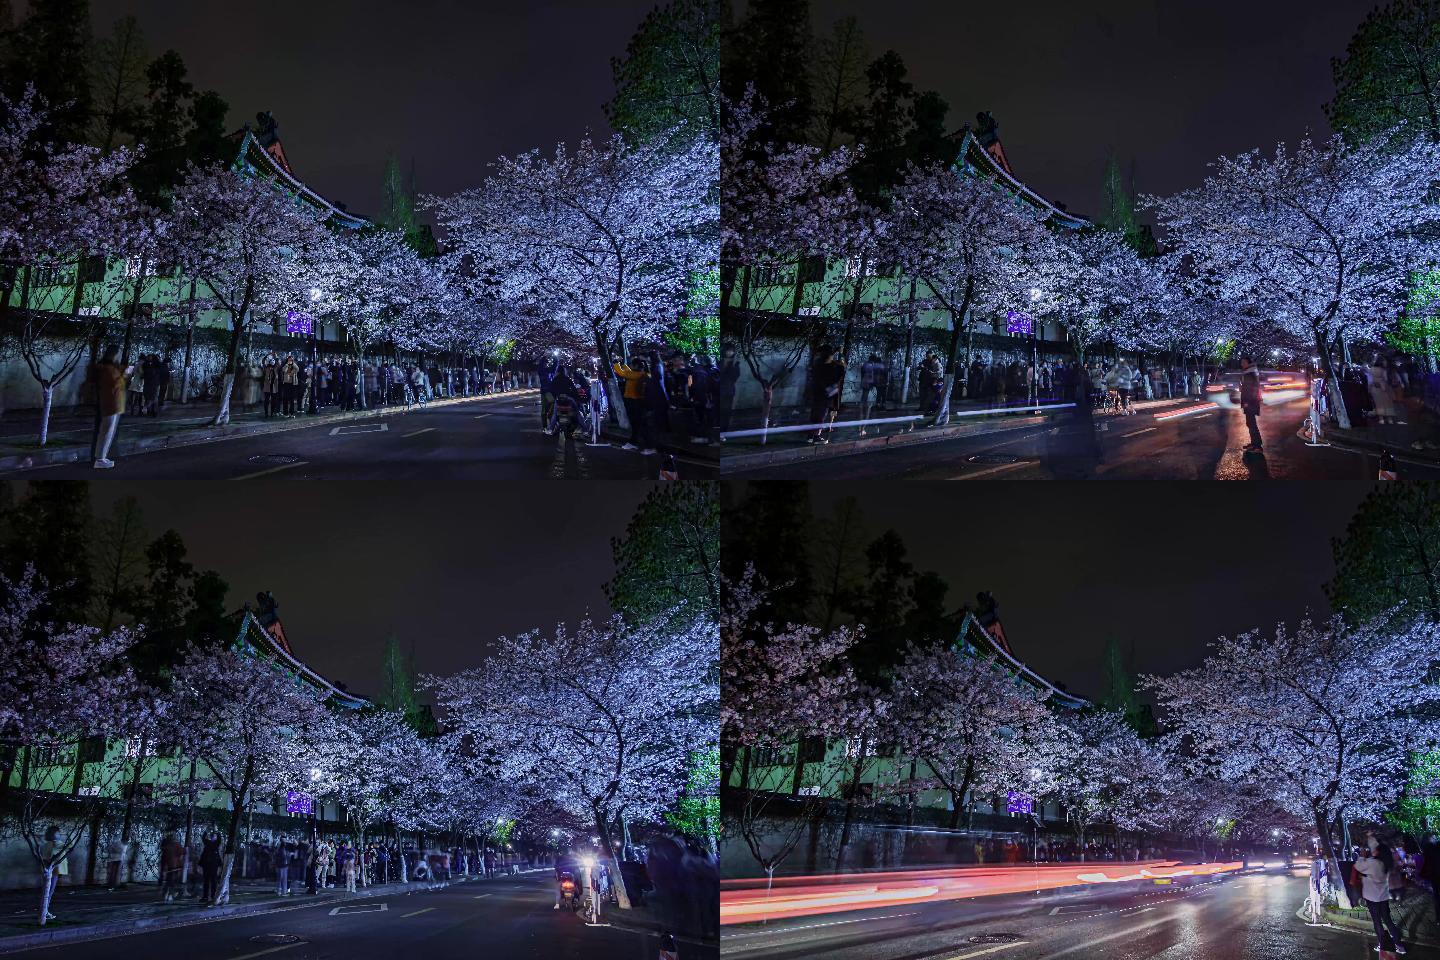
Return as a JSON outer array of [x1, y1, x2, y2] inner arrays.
[[0, 878, 455, 954], [1323, 428, 1440, 467], [0, 391, 539, 474], [603, 910, 717, 948], [1306, 900, 1440, 949], [721, 415, 1051, 471]]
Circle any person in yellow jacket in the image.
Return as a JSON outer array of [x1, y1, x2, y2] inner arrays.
[[93, 345, 133, 469], [613, 359, 656, 454]]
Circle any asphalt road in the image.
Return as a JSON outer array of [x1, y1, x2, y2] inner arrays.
[[8, 871, 716, 960], [720, 870, 1430, 960], [24, 394, 719, 481], [725, 394, 1440, 480]]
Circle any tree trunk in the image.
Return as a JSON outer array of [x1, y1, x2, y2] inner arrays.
[[593, 329, 631, 431], [834, 736, 870, 869], [181, 759, 197, 886], [37, 864, 54, 927], [181, 281, 197, 403], [117, 742, 147, 884], [593, 807, 632, 910], [759, 383, 774, 445], [214, 319, 245, 426], [1314, 806, 1351, 909], [37, 384, 53, 446], [216, 760, 254, 905], [1315, 330, 1350, 430]]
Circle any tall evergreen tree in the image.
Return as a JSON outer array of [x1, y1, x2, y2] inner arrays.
[[724, 0, 813, 146], [808, 16, 868, 151], [1326, 0, 1440, 145], [809, 496, 866, 630], [720, 481, 813, 624], [605, 0, 721, 145], [4, 0, 93, 145], [88, 496, 147, 631], [184, 89, 231, 169], [1326, 482, 1440, 623], [606, 482, 720, 626], [0, 481, 92, 624], [88, 15, 148, 151], [379, 155, 417, 233]]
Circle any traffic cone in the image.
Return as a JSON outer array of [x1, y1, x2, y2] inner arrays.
[[658, 931, 679, 960]]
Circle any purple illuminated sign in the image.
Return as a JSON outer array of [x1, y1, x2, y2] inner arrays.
[[1005, 310, 1033, 336], [285, 790, 313, 815], [285, 310, 313, 336], [1006, 790, 1033, 816]]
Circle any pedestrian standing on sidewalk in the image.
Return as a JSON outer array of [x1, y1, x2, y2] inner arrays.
[[807, 345, 845, 444], [1355, 838, 1408, 954], [858, 353, 886, 435], [1239, 355, 1264, 452], [613, 358, 656, 454], [160, 832, 184, 902], [92, 345, 132, 469], [41, 826, 67, 921], [275, 837, 290, 896], [716, 346, 739, 434], [199, 829, 222, 905], [340, 840, 357, 893]]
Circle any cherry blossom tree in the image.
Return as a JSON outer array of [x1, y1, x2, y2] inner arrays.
[[1144, 611, 1440, 906], [169, 165, 332, 425], [889, 643, 1068, 832], [0, 87, 154, 445], [430, 125, 717, 429], [169, 644, 334, 904], [890, 163, 1055, 420], [721, 92, 858, 437], [1043, 229, 1153, 367], [1053, 709, 1161, 852], [1146, 130, 1440, 427], [429, 610, 717, 910], [0, 568, 145, 925], [720, 570, 867, 879]]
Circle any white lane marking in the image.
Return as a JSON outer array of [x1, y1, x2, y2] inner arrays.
[[1120, 427, 1158, 438], [231, 461, 309, 481], [401, 907, 435, 917], [938, 942, 1029, 960], [328, 902, 387, 915], [1039, 909, 1176, 957], [721, 912, 920, 941], [472, 893, 492, 899], [473, 414, 492, 419], [329, 423, 389, 436], [951, 460, 1036, 480], [401, 427, 437, 438], [226, 945, 303, 960], [1049, 905, 1099, 915]]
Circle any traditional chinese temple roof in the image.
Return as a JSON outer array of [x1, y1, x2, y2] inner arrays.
[[951, 122, 1091, 231], [230, 120, 370, 231], [955, 610, 1091, 710], [233, 606, 371, 710]]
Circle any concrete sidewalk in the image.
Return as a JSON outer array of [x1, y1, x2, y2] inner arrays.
[[0, 874, 471, 953], [1320, 888, 1440, 950], [0, 389, 538, 474]]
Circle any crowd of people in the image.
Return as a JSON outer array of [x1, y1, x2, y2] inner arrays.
[[1340, 829, 1440, 955], [246, 353, 525, 418], [1336, 352, 1439, 430], [535, 349, 737, 453]]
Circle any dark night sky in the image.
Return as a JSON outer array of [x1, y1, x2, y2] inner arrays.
[[808, 482, 1378, 703], [81, 0, 658, 218], [810, 0, 1380, 218], [82, 482, 651, 702]]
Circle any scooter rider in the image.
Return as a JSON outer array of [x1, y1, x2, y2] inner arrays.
[[554, 850, 577, 909]]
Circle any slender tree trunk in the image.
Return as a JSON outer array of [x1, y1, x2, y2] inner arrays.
[[834, 736, 870, 869], [37, 384, 53, 446], [118, 743, 147, 884], [593, 806, 632, 910], [1315, 806, 1351, 909], [595, 329, 631, 431], [38, 863, 55, 927], [216, 759, 254, 905], [181, 759, 197, 886], [759, 383, 775, 445], [1315, 329, 1350, 430], [214, 317, 246, 426], [181, 281, 197, 403]]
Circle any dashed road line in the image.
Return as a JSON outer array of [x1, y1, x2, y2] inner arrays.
[[402, 427, 437, 439], [227, 945, 303, 960], [939, 942, 1029, 960], [1120, 427, 1158, 438], [231, 461, 309, 481], [473, 414, 492, 419], [473, 893, 493, 899], [951, 459, 1036, 480], [401, 907, 435, 918]]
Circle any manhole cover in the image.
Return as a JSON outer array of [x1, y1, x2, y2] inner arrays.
[[250, 934, 303, 945], [967, 454, 1020, 465], [246, 454, 304, 465], [968, 934, 1025, 944]]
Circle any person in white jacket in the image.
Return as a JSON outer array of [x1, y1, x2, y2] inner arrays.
[[1354, 838, 1407, 954]]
